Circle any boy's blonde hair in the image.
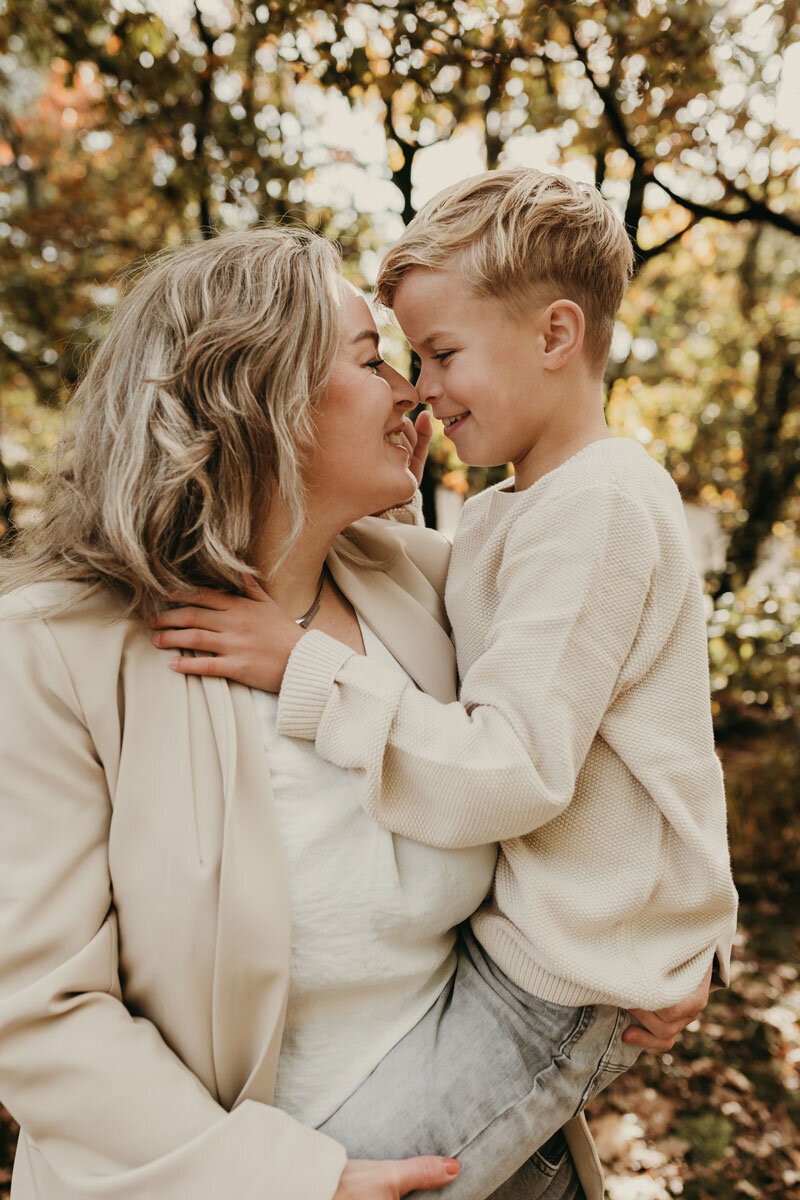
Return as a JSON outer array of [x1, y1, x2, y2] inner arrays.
[[376, 168, 634, 373], [0, 225, 344, 617]]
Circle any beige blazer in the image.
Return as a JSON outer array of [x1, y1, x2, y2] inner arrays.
[[0, 516, 602, 1200]]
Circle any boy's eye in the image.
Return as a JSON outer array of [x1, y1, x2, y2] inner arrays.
[[433, 350, 455, 364]]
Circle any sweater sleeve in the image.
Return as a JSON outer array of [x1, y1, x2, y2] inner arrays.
[[0, 607, 346, 1200], [278, 486, 659, 849], [376, 488, 425, 526]]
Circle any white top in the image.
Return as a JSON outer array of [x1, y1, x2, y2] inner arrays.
[[278, 438, 739, 1011], [252, 616, 496, 1127]]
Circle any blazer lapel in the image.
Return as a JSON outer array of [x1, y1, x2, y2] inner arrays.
[[200, 673, 292, 1110], [201, 527, 457, 1108], [326, 549, 458, 703]]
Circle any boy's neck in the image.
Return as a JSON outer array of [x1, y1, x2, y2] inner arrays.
[[511, 384, 609, 492]]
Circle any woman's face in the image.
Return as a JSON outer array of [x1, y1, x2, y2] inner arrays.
[[302, 282, 419, 526]]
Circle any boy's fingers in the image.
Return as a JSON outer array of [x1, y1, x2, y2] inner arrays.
[[242, 573, 268, 598], [152, 628, 225, 655], [150, 606, 226, 631], [168, 655, 228, 676], [165, 586, 233, 610]]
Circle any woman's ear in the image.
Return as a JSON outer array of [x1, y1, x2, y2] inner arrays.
[[541, 300, 585, 370]]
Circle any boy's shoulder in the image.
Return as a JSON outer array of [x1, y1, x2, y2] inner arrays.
[[454, 439, 690, 566], [541, 438, 681, 506]]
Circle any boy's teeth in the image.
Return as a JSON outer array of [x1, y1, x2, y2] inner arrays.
[[385, 431, 406, 446], [443, 413, 468, 428]]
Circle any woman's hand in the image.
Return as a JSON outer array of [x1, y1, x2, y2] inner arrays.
[[150, 576, 302, 692], [624, 962, 713, 1051], [408, 409, 433, 487], [334, 1156, 460, 1199]]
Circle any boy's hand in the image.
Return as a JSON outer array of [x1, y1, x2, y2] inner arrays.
[[624, 962, 713, 1051], [408, 409, 433, 487], [149, 576, 302, 692]]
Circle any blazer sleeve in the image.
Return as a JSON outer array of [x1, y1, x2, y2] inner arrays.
[[277, 486, 659, 848], [0, 604, 346, 1200]]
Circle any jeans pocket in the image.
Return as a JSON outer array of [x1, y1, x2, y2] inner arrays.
[[531, 1129, 570, 1176]]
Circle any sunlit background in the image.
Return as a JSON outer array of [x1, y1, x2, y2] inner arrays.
[[0, 2, 798, 1197]]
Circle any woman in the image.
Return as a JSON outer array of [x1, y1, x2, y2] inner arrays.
[[0, 226, 702, 1200]]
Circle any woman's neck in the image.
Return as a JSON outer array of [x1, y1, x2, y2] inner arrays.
[[250, 501, 338, 621]]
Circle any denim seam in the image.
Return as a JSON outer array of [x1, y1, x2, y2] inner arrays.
[[573, 1007, 626, 1116], [442, 1016, 595, 1165]]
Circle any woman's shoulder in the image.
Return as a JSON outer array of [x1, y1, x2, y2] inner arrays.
[[0, 580, 127, 624], [340, 515, 452, 592]]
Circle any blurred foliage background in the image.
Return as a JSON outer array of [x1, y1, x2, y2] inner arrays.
[[0, 2, 798, 1197]]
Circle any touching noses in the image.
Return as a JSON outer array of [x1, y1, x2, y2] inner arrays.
[[385, 364, 418, 412]]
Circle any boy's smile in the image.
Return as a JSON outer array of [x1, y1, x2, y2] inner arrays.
[[393, 268, 552, 478]]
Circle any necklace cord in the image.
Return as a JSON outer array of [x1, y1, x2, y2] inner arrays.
[[294, 567, 327, 629]]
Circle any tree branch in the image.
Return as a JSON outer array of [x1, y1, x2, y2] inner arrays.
[[567, 22, 800, 243], [637, 214, 700, 266]]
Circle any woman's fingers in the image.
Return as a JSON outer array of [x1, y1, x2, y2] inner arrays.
[[408, 409, 433, 486], [625, 963, 713, 1050], [333, 1157, 459, 1199], [622, 1023, 680, 1051]]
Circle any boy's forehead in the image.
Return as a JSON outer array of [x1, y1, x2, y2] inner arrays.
[[394, 268, 475, 340]]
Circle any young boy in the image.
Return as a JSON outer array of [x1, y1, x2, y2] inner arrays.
[[160, 170, 738, 1195]]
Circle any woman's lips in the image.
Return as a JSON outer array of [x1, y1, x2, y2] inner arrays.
[[384, 430, 412, 457]]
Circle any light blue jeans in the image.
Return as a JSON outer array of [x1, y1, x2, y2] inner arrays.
[[319, 926, 641, 1200]]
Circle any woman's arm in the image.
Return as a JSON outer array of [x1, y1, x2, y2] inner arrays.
[[0, 603, 457, 1200]]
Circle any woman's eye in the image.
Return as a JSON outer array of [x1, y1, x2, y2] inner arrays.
[[365, 358, 385, 373]]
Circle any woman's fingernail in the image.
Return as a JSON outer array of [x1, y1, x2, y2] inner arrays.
[[169, 657, 180, 668], [444, 1160, 460, 1176]]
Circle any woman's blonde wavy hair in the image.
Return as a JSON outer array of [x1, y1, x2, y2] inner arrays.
[[0, 224, 345, 617]]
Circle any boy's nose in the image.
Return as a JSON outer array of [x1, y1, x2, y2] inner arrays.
[[416, 365, 442, 406]]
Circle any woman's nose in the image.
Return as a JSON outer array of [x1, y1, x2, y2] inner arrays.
[[385, 364, 418, 411]]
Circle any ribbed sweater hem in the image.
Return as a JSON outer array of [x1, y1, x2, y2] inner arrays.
[[470, 915, 731, 1010], [471, 918, 618, 1006]]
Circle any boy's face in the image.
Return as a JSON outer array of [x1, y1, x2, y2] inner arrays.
[[393, 268, 559, 473]]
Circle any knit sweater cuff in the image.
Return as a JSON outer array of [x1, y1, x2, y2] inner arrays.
[[277, 629, 356, 741], [377, 488, 424, 527]]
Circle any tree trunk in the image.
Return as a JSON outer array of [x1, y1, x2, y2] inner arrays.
[[391, 137, 417, 226], [712, 337, 799, 600], [0, 447, 17, 549], [194, 4, 216, 240]]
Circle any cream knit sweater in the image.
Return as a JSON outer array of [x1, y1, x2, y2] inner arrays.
[[278, 439, 738, 1010]]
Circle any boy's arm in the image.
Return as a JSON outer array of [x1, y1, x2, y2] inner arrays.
[[278, 485, 659, 849]]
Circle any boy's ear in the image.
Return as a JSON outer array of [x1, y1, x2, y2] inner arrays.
[[541, 300, 584, 370]]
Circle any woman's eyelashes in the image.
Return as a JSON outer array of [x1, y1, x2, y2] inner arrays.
[[364, 357, 386, 373]]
